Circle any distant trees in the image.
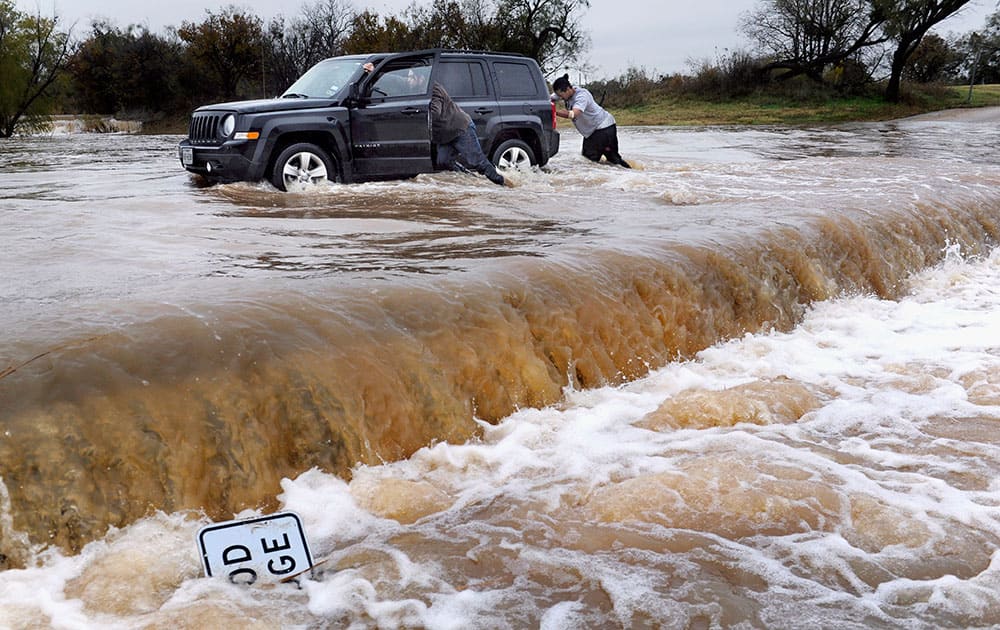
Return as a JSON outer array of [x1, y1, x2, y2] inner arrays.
[[69, 21, 184, 116], [741, 0, 975, 100], [341, 10, 423, 55], [340, 0, 589, 73], [2, 0, 999, 133], [902, 32, 962, 83], [265, 0, 354, 95], [52, 0, 586, 126], [0, 0, 72, 137], [492, 0, 590, 72], [958, 8, 1000, 85], [740, 0, 888, 83], [177, 7, 265, 101]]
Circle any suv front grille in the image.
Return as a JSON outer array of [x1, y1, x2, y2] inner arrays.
[[189, 113, 222, 145]]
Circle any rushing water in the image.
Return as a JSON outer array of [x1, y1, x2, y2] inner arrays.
[[3, 112, 1000, 628]]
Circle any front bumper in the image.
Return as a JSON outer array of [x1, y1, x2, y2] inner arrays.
[[178, 139, 259, 181]]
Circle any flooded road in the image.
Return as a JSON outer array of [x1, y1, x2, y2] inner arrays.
[[3, 113, 1000, 628]]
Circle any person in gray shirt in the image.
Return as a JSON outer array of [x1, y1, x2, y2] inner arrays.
[[552, 74, 631, 168]]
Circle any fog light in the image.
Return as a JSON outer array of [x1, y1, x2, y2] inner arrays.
[[206, 162, 213, 173]]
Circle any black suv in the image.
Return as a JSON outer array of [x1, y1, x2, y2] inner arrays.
[[178, 49, 559, 191]]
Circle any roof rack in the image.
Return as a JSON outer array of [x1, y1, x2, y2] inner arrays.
[[439, 48, 528, 58], [368, 48, 529, 59]]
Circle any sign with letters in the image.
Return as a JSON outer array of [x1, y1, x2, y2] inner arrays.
[[197, 512, 313, 585]]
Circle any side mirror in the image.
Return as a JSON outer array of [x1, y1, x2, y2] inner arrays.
[[348, 81, 371, 107]]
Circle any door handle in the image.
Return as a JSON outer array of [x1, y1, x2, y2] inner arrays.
[[474, 108, 494, 114], [401, 107, 423, 115]]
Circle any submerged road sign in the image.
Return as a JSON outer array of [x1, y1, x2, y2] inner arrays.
[[197, 512, 313, 585]]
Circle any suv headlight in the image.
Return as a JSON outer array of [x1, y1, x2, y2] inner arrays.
[[220, 114, 236, 138]]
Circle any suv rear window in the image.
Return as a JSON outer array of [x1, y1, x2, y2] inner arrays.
[[438, 61, 490, 97], [494, 61, 540, 98]]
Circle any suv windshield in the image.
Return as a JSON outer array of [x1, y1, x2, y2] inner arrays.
[[282, 58, 365, 98]]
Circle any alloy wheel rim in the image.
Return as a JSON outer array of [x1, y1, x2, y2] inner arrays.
[[282, 152, 328, 190], [498, 147, 530, 170]]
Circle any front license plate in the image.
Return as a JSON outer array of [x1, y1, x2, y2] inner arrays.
[[197, 512, 313, 585], [181, 147, 194, 165]]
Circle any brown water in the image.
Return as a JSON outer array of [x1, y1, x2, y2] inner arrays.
[[3, 119, 1000, 628]]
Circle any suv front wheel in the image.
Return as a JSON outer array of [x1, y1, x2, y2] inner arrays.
[[272, 143, 338, 191], [493, 139, 535, 171]]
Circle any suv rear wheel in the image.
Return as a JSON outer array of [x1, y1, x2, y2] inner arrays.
[[272, 143, 338, 191], [493, 139, 535, 171]]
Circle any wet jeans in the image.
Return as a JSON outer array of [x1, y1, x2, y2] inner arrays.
[[436, 122, 504, 185]]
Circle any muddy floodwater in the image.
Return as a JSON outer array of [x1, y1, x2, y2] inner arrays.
[[3, 112, 1000, 628]]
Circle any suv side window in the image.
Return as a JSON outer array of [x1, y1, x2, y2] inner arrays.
[[438, 61, 490, 98], [494, 61, 540, 98], [371, 62, 432, 98]]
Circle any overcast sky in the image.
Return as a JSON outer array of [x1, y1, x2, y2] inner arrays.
[[24, 0, 1000, 79]]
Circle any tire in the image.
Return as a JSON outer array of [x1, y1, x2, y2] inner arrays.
[[492, 139, 536, 171], [271, 142, 338, 192]]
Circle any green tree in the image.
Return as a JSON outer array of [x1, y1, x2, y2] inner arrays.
[[68, 20, 122, 114], [341, 10, 418, 54], [404, 0, 481, 49], [342, 0, 589, 74], [69, 21, 184, 117], [973, 10, 1000, 83], [177, 7, 264, 101], [902, 31, 961, 82], [0, 0, 72, 137], [119, 28, 184, 114], [950, 9, 1000, 85]]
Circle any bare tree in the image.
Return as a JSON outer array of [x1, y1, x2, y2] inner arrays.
[[882, 0, 972, 101], [493, 0, 591, 73], [266, 0, 355, 94], [0, 0, 72, 137], [740, 0, 889, 82], [743, 0, 974, 98], [304, 0, 355, 55]]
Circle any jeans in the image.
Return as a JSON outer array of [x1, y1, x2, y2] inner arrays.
[[436, 122, 504, 184]]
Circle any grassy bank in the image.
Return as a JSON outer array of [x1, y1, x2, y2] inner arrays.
[[609, 84, 1000, 127]]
